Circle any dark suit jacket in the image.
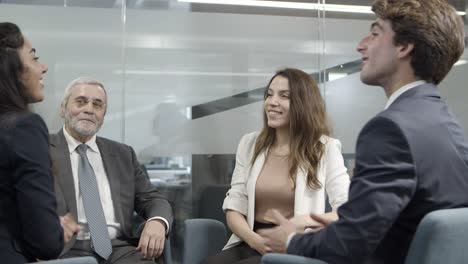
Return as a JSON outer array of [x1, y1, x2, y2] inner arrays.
[[50, 129, 173, 252], [288, 83, 468, 264], [0, 113, 63, 263]]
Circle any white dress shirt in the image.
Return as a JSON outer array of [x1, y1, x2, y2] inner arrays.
[[63, 127, 121, 240], [384, 80, 427, 110]]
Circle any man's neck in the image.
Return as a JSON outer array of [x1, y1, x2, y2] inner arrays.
[[383, 75, 421, 98], [382, 62, 420, 98]]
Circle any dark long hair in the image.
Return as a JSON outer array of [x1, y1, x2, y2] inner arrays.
[[0, 22, 28, 116], [251, 68, 331, 190]]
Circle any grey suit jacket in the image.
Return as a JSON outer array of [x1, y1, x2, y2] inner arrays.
[[50, 129, 173, 251]]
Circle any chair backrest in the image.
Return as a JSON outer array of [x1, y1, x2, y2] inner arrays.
[[183, 218, 227, 264], [405, 207, 468, 264], [198, 184, 230, 224], [198, 184, 231, 237]]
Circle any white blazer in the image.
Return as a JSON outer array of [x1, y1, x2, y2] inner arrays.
[[222, 132, 350, 250]]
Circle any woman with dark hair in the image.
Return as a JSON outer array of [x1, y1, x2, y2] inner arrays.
[[0, 22, 64, 263], [203, 68, 350, 264]]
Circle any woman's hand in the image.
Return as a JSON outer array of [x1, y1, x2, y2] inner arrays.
[[247, 233, 271, 255]]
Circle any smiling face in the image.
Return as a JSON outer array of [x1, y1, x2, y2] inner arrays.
[[61, 83, 107, 142], [264, 75, 290, 130], [357, 19, 399, 88], [18, 37, 48, 103]]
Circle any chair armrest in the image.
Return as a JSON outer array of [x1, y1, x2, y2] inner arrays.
[[163, 238, 173, 264], [262, 253, 328, 264]]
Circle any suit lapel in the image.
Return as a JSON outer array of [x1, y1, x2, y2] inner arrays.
[[51, 130, 78, 218], [96, 138, 124, 229]]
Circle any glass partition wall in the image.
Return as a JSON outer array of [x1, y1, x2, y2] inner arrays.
[[2, 0, 466, 261]]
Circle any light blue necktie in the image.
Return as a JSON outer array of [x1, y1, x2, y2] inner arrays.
[[76, 144, 113, 260]]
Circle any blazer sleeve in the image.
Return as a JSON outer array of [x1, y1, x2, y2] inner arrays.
[[11, 114, 64, 260], [323, 138, 350, 211], [132, 146, 173, 230], [288, 116, 417, 264], [222, 133, 255, 216]]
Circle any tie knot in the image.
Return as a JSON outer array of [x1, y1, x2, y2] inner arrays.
[[76, 144, 88, 156]]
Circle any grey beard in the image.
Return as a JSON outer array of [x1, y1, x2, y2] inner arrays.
[[64, 115, 102, 139]]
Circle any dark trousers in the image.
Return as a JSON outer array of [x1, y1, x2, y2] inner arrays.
[[201, 222, 276, 264], [201, 242, 261, 264], [61, 239, 161, 264]]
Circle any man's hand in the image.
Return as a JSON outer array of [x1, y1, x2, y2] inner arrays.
[[289, 214, 322, 231], [310, 213, 336, 226], [257, 210, 297, 253], [306, 213, 336, 232], [136, 220, 166, 259], [60, 213, 80, 243]]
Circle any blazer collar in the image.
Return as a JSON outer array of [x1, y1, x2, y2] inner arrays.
[[388, 82, 440, 109]]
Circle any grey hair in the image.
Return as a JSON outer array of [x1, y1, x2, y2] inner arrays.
[[61, 76, 107, 107]]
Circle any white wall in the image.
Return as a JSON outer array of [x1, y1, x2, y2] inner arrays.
[[2, 3, 467, 157]]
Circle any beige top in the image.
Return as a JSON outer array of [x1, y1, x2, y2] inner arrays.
[[254, 151, 295, 224]]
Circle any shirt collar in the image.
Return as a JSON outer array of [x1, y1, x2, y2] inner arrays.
[[384, 80, 427, 110], [62, 126, 99, 154]]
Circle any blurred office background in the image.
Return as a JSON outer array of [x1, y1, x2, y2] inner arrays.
[[1, 0, 466, 261]]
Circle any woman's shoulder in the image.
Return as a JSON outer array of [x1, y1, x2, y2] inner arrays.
[[0, 112, 48, 139], [236, 131, 260, 156], [0, 111, 44, 128], [240, 131, 260, 142], [319, 135, 343, 152], [320, 135, 340, 145], [238, 131, 260, 147]]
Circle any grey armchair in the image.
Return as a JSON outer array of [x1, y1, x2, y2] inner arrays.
[[183, 218, 227, 264], [261, 207, 468, 264], [404, 207, 468, 264], [262, 254, 327, 264]]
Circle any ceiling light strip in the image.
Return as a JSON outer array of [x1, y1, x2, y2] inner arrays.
[[178, 0, 465, 15]]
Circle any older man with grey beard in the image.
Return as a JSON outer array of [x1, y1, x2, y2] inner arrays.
[[50, 77, 173, 264]]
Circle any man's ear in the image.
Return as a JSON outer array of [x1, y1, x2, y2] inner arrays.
[[397, 42, 414, 59], [60, 104, 65, 118]]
